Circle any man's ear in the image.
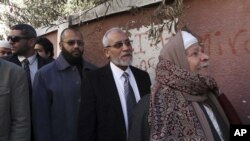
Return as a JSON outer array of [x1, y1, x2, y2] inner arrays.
[[103, 48, 110, 58], [59, 42, 63, 50], [30, 38, 36, 48]]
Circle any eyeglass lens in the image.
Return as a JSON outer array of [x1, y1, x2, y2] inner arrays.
[[65, 40, 84, 46], [112, 40, 132, 48], [7, 36, 29, 42]]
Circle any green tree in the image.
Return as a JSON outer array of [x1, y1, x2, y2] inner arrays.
[[1, 0, 99, 28], [0, 0, 183, 42]]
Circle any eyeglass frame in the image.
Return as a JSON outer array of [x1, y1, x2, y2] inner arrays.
[[7, 36, 32, 43], [61, 40, 84, 46], [106, 39, 133, 49]]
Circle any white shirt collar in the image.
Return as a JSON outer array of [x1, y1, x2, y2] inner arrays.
[[110, 62, 132, 79], [18, 53, 37, 65]]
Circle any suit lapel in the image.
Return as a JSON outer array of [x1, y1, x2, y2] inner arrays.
[[130, 66, 144, 97], [102, 65, 126, 125], [10, 55, 22, 66]]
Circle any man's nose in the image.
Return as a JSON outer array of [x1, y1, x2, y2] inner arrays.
[[73, 44, 79, 49], [121, 43, 131, 51], [201, 53, 209, 61]]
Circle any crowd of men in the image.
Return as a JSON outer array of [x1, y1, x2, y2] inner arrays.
[[0, 23, 241, 141], [0, 24, 151, 141]]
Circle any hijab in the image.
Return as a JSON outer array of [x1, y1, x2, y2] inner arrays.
[[148, 31, 229, 141]]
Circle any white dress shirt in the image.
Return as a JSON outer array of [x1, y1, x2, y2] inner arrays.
[[18, 54, 38, 85], [110, 62, 140, 136], [203, 104, 224, 141]]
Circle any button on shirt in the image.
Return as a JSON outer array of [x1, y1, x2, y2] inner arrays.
[[18, 54, 38, 85], [110, 62, 140, 136]]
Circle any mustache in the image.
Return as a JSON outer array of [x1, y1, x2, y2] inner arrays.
[[121, 52, 132, 56], [198, 62, 209, 69], [72, 48, 83, 54], [73, 48, 81, 51]]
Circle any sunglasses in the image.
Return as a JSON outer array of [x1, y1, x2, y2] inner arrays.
[[106, 39, 133, 49], [62, 40, 84, 46], [7, 36, 30, 42]]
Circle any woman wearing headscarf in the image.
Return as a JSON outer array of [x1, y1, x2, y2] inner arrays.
[[128, 30, 241, 141]]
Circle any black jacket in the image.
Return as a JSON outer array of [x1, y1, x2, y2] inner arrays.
[[128, 94, 150, 141], [3, 54, 52, 69], [78, 64, 151, 141]]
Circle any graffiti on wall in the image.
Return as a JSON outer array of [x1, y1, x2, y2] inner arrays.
[[201, 29, 250, 55], [129, 26, 174, 83], [129, 27, 250, 83]]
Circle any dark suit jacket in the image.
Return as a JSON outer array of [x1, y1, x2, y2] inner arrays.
[[3, 54, 52, 69], [128, 94, 150, 141], [78, 64, 151, 141]]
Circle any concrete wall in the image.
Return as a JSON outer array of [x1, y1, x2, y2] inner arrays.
[[39, 0, 250, 124], [78, 5, 165, 67]]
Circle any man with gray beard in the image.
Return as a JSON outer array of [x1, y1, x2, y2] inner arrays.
[[78, 27, 151, 141], [32, 28, 97, 141]]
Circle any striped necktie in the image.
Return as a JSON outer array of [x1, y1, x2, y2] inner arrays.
[[123, 72, 136, 130]]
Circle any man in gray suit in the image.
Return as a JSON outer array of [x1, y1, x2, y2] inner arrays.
[[0, 58, 30, 141]]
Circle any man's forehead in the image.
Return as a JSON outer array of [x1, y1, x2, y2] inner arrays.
[[34, 44, 43, 49], [9, 29, 23, 35], [63, 30, 83, 39], [108, 31, 128, 42], [109, 30, 126, 37]]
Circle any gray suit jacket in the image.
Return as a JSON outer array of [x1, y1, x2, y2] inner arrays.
[[0, 59, 30, 141]]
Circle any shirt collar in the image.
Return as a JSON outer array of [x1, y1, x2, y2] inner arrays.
[[18, 53, 37, 65], [55, 53, 71, 70], [110, 62, 131, 79]]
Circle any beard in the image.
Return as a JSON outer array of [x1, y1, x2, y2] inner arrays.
[[61, 47, 83, 65], [111, 53, 133, 67]]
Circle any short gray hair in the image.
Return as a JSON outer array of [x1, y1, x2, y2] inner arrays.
[[102, 27, 124, 47]]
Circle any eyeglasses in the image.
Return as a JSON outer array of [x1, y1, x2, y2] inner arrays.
[[62, 40, 84, 46], [7, 36, 30, 42], [106, 39, 133, 49]]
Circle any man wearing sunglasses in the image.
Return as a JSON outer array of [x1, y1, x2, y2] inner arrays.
[[78, 27, 151, 141], [4, 24, 51, 86], [4, 23, 52, 141], [32, 28, 97, 141]]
